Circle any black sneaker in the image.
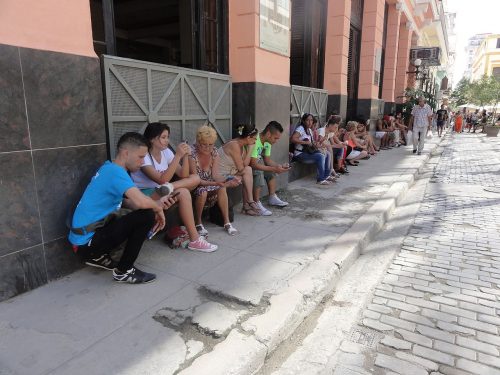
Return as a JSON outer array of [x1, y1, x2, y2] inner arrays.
[[413, 149, 417, 154], [418, 151, 421, 155], [85, 254, 118, 271], [113, 267, 156, 284]]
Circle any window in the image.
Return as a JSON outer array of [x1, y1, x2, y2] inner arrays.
[[89, 0, 228, 73], [496, 38, 500, 49], [493, 67, 500, 77], [290, 0, 327, 88]]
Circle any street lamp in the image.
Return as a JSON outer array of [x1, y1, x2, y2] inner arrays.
[[407, 58, 429, 90]]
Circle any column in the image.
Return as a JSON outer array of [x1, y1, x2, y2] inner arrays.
[[357, 0, 386, 120], [0, 0, 106, 301], [381, 4, 401, 114], [324, 0, 351, 119], [229, 0, 291, 190], [394, 22, 413, 103]]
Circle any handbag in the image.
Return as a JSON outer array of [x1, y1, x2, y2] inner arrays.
[[302, 143, 320, 154], [426, 129, 433, 139], [407, 130, 413, 144]]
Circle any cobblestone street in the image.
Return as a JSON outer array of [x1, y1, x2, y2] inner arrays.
[[343, 133, 500, 375], [268, 133, 500, 375]]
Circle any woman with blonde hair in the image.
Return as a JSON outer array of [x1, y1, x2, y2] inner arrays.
[[189, 125, 240, 236]]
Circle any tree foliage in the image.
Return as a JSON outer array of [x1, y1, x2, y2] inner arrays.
[[450, 75, 500, 108]]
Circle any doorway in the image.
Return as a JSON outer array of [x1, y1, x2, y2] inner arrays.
[[90, 0, 228, 74]]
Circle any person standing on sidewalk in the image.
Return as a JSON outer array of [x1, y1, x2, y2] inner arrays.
[[68, 132, 173, 284], [409, 97, 433, 155], [250, 121, 290, 215], [435, 104, 448, 137]]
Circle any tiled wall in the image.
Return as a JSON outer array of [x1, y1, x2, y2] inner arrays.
[[0, 44, 107, 301]]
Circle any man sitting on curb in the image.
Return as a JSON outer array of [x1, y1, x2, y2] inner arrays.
[[68, 132, 175, 284], [250, 121, 290, 215], [409, 96, 433, 155]]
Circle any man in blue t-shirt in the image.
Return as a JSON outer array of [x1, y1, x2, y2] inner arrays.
[[68, 132, 175, 284]]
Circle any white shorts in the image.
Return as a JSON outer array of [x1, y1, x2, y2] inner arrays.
[[375, 132, 386, 139], [346, 150, 361, 159]]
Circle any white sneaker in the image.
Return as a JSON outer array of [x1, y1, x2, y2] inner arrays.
[[268, 194, 289, 207], [256, 201, 272, 216], [195, 224, 209, 237], [224, 223, 238, 235], [187, 237, 218, 252]]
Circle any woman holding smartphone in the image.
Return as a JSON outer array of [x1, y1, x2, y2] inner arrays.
[[189, 125, 240, 236], [131, 122, 218, 252]]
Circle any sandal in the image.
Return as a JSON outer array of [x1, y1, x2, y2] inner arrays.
[[242, 201, 261, 216], [346, 160, 358, 166], [317, 180, 332, 185]]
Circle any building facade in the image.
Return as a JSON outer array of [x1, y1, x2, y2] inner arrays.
[[470, 34, 500, 81], [0, 0, 451, 301], [464, 33, 491, 79]]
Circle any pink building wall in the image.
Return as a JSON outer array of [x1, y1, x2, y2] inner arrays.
[[228, 0, 290, 86], [0, 0, 95, 57]]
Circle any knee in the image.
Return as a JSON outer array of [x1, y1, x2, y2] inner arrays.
[[139, 209, 156, 226], [243, 166, 252, 176], [178, 187, 192, 201]]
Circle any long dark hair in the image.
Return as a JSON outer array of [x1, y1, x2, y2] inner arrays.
[[143, 122, 170, 149]]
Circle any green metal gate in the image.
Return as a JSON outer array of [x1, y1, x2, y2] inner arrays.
[[102, 55, 232, 157], [290, 85, 328, 126]]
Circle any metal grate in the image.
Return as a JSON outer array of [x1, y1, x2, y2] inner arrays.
[[290, 85, 328, 127], [346, 325, 380, 349], [102, 55, 232, 158]]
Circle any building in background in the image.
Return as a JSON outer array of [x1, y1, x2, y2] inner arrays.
[[0, 0, 453, 301], [470, 34, 500, 81], [464, 33, 491, 79]]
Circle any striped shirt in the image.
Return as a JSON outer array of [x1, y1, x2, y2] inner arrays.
[[411, 104, 433, 128]]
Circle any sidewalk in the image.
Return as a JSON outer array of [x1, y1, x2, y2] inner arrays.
[[0, 135, 444, 375]]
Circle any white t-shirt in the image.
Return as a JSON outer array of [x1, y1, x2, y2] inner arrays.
[[317, 127, 334, 141], [131, 148, 175, 188], [294, 125, 312, 156]]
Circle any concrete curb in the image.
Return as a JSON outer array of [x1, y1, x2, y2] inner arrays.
[[180, 138, 446, 375]]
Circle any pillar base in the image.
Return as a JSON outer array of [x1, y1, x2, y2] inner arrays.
[[384, 102, 396, 115], [232, 81, 291, 193], [356, 98, 384, 121], [327, 94, 348, 120]]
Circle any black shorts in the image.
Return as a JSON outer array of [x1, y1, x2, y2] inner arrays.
[[437, 121, 445, 128]]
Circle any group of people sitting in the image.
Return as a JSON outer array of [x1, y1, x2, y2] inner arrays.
[[290, 113, 409, 185], [453, 108, 491, 133], [68, 121, 291, 284]]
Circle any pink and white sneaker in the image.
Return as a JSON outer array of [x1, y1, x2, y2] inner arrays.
[[188, 237, 218, 252]]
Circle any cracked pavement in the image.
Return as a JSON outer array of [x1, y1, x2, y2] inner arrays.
[[0, 135, 442, 375]]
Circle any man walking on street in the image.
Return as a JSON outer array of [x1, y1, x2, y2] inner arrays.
[[435, 104, 448, 137], [409, 97, 433, 155]]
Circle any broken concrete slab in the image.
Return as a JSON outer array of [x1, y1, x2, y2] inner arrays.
[[192, 301, 245, 338]]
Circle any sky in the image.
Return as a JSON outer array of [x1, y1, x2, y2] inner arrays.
[[446, 0, 499, 86]]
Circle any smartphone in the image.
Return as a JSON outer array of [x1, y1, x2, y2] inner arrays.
[[225, 176, 235, 182], [147, 229, 158, 240], [170, 191, 181, 198]]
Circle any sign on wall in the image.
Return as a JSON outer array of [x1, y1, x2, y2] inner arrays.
[[259, 0, 291, 56]]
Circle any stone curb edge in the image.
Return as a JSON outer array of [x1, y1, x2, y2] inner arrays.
[[179, 137, 446, 375]]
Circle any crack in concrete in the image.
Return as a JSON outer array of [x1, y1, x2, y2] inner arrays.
[[154, 285, 272, 374]]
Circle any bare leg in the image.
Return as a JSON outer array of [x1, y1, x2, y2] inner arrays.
[[351, 150, 368, 161], [267, 176, 277, 196], [172, 174, 201, 191], [241, 166, 255, 204], [217, 187, 230, 224], [176, 188, 199, 241], [194, 191, 207, 225]]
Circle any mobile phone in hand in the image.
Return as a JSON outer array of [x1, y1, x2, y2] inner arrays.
[[225, 176, 235, 182], [147, 229, 158, 240], [170, 191, 181, 198]]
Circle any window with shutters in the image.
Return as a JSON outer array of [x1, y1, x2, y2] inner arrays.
[[89, 0, 228, 74], [378, 3, 388, 99], [346, 0, 363, 120], [290, 0, 327, 88]]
